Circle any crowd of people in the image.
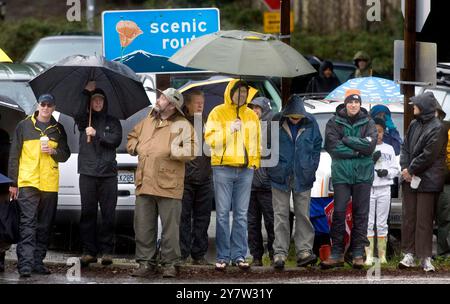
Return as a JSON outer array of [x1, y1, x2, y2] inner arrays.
[[1, 57, 450, 279]]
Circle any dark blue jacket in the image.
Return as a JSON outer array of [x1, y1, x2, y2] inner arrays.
[[268, 98, 322, 193]]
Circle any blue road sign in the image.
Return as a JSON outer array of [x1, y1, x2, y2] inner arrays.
[[102, 8, 220, 73]]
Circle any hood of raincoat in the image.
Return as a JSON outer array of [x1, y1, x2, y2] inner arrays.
[[224, 79, 258, 113], [319, 60, 334, 76], [370, 104, 391, 118], [88, 88, 108, 116], [353, 51, 372, 68], [410, 92, 438, 121], [283, 95, 308, 117], [204, 79, 261, 168], [249, 96, 273, 121]]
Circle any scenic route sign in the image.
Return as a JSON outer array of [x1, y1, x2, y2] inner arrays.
[[102, 8, 220, 73]]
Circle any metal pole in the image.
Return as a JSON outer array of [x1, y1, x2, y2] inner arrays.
[[280, 0, 291, 108], [87, 0, 95, 31], [402, 0, 416, 135]]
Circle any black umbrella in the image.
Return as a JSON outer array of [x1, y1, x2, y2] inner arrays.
[[29, 55, 150, 138]]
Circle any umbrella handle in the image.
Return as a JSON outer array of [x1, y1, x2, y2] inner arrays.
[[87, 105, 92, 143]]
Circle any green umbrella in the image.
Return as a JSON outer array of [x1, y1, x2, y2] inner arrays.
[[169, 30, 315, 78]]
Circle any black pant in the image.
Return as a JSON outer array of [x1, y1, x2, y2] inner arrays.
[[79, 175, 117, 256], [247, 190, 274, 260], [16, 187, 57, 271], [330, 183, 371, 258], [179, 181, 212, 260]]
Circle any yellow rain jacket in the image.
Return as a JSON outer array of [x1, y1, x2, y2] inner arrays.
[[8, 113, 71, 192], [205, 79, 261, 168]]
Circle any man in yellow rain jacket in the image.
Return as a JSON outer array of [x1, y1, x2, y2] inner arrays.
[[205, 79, 261, 270], [8, 94, 70, 277]]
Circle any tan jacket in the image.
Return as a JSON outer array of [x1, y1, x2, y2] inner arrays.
[[127, 109, 197, 199]]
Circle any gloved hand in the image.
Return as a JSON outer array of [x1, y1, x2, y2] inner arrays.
[[385, 114, 396, 130], [376, 169, 388, 178], [372, 150, 381, 163]]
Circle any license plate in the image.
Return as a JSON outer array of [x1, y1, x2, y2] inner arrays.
[[118, 170, 135, 184]]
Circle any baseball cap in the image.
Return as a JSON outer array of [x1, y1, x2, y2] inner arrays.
[[38, 93, 56, 106], [162, 88, 184, 116]]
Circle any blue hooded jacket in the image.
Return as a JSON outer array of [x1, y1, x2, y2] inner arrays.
[[267, 95, 322, 193]]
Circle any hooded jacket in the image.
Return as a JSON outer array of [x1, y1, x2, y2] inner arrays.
[[325, 107, 377, 185], [205, 79, 261, 168], [248, 97, 274, 190], [8, 112, 70, 191], [268, 95, 322, 193], [306, 60, 341, 94], [348, 51, 374, 79], [74, 89, 123, 177], [400, 92, 448, 192], [369, 104, 403, 155]]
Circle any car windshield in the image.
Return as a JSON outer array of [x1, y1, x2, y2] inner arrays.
[[24, 38, 102, 64], [0, 81, 37, 114], [313, 112, 404, 148]]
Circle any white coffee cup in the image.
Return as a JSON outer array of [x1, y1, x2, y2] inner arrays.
[[40, 136, 49, 150], [410, 175, 421, 189]]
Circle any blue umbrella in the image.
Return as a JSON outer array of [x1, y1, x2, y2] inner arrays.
[[325, 77, 403, 104]]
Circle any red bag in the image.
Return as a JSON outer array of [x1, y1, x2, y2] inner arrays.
[[325, 199, 353, 251]]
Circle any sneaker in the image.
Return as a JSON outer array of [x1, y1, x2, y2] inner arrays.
[[80, 254, 98, 267], [32, 264, 51, 275], [398, 253, 416, 269], [421, 257, 435, 272], [320, 256, 345, 270], [352, 256, 365, 269], [19, 268, 32, 278], [297, 252, 318, 267], [131, 263, 158, 277], [101, 255, 113, 266], [162, 265, 178, 278], [251, 258, 263, 267], [191, 257, 210, 266], [273, 255, 285, 270]]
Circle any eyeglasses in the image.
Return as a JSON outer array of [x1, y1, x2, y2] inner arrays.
[[39, 102, 54, 108]]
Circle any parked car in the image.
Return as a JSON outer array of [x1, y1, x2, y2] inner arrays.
[[23, 33, 102, 65], [0, 62, 45, 135]]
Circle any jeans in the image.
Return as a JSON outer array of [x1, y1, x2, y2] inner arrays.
[[213, 166, 254, 263]]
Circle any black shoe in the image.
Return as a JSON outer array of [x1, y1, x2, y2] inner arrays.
[[80, 254, 98, 267], [251, 258, 263, 267], [19, 268, 32, 278], [101, 255, 113, 266], [191, 257, 210, 266], [297, 253, 318, 267], [32, 264, 51, 275], [0, 252, 5, 272]]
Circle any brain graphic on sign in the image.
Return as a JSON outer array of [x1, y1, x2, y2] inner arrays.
[[116, 20, 143, 48]]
